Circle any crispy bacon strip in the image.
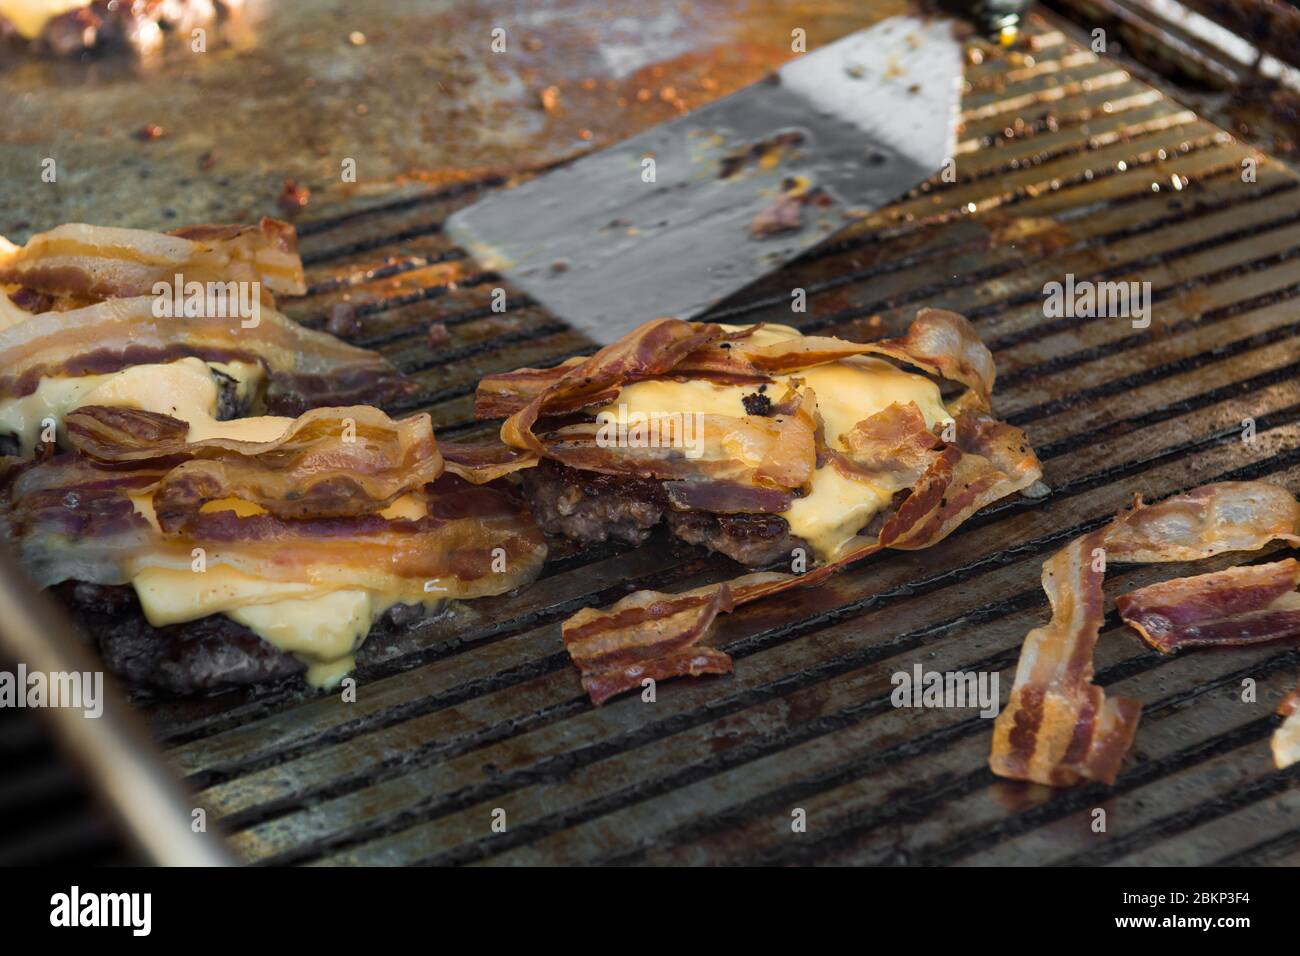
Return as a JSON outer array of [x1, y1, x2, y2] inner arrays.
[[1273, 681, 1300, 770], [540, 413, 812, 486], [718, 308, 995, 407], [562, 574, 788, 705], [838, 400, 942, 482], [0, 218, 306, 306], [494, 318, 733, 457], [990, 529, 1142, 787], [65, 404, 446, 527], [1116, 559, 1300, 653], [991, 481, 1300, 787], [439, 439, 537, 485], [0, 295, 416, 414]]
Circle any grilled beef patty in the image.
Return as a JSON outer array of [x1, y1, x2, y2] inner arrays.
[[522, 459, 808, 567], [56, 582, 438, 696]]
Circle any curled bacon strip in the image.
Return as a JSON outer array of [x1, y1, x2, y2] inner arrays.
[[990, 529, 1142, 787], [1116, 559, 1300, 653], [492, 318, 733, 456], [716, 308, 996, 407], [0, 218, 306, 306], [1274, 681, 1300, 770], [65, 404, 446, 527], [991, 481, 1300, 787], [0, 294, 416, 415], [562, 574, 788, 705]]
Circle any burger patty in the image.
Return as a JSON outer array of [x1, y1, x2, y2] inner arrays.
[[522, 459, 808, 567], [56, 581, 438, 696]]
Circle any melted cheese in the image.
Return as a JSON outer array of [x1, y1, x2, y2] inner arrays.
[[0, 0, 92, 39], [18, 359, 428, 689], [605, 343, 949, 561], [130, 491, 434, 688], [0, 357, 269, 455]]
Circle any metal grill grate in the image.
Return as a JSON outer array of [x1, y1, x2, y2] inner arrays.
[[135, 12, 1300, 866]]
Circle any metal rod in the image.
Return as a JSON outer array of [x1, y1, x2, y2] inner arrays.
[[0, 546, 234, 866]]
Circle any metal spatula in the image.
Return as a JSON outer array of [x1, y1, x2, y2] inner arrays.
[[446, 14, 965, 344]]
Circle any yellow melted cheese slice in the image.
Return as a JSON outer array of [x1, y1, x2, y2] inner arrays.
[[603, 324, 950, 562], [0, 0, 92, 39], [127, 461, 436, 689], [0, 356, 271, 455]]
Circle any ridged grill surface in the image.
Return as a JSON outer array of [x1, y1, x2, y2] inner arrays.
[[137, 16, 1300, 866]]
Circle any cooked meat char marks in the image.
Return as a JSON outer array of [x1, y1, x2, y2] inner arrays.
[[666, 509, 805, 566], [742, 389, 772, 417], [521, 459, 667, 547], [210, 367, 248, 421], [523, 459, 810, 565], [55, 581, 437, 696]]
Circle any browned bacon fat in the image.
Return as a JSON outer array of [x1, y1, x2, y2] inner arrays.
[[990, 482, 1300, 787], [500, 311, 1041, 704]]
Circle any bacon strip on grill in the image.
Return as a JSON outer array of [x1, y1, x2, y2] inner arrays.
[[1116, 559, 1300, 653], [990, 482, 1300, 787]]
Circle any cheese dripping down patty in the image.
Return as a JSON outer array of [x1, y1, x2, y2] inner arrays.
[[599, 323, 951, 563], [127, 492, 434, 689], [1, 357, 437, 688]]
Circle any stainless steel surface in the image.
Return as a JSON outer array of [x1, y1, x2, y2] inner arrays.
[[446, 15, 964, 342]]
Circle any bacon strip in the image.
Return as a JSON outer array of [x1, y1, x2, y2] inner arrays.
[[65, 404, 446, 527], [493, 318, 733, 457], [1116, 559, 1300, 653], [0, 295, 416, 414], [991, 529, 1142, 787], [990, 481, 1300, 787], [717, 308, 996, 407], [0, 218, 306, 306], [563, 574, 790, 705], [1273, 681, 1300, 770]]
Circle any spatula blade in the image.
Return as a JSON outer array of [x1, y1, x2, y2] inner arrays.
[[447, 15, 964, 344]]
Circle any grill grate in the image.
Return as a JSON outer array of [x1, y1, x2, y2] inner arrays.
[[134, 12, 1300, 865]]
